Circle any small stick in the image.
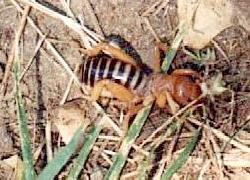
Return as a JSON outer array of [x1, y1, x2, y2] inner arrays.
[[228, 90, 235, 124], [11, 0, 86, 92], [60, 64, 80, 105], [140, 95, 203, 147], [45, 120, 53, 162], [121, 171, 138, 180], [19, 35, 46, 81], [210, 131, 224, 179], [212, 40, 230, 64], [164, 6, 173, 31], [188, 118, 250, 153], [197, 160, 211, 180], [143, 17, 160, 42], [142, 0, 163, 17], [0, 6, 31, 96], [152, 0, 169, 16], [59, 0, 75, 18], [20, 0, 103, 47], [84, 0, 104, 37]]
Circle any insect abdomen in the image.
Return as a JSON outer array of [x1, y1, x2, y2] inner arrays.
[[80, 55, 147, 91]]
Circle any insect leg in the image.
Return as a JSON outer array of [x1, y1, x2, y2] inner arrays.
[[153, 42, 168, 73], [87, 42, 138, 67], [171, 69, 201, 80], [91, 79, 135, 102], [165, 91, 180, 114], [155, 91, 167, 108]]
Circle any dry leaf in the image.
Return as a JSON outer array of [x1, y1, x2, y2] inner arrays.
[[178, 0, 250, 49], [52, 98, 91, 144]]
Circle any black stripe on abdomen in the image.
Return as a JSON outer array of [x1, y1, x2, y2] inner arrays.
[[134, 71, 144, 89], [98, 57, 108, 79], [83, 60, 91, 85], [124, 65, 136, 88], [107, 60, 116, 79], [89, 59, 99, 86], [81, 57, 147, 91]]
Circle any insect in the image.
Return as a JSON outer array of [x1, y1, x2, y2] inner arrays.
[[79, 42, 202, 129]]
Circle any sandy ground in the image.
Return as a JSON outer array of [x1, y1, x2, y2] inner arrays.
[[0, 0, 250, 179]]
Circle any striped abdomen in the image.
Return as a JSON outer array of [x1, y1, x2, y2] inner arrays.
[[79, 55, 148, 93]]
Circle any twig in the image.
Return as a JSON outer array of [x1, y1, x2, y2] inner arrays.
[[60, 64, 80, 105], [20, 0, 103, 48], [11, 0, 85, 92], [45, 120, 53, 162], [229, 90, 235, 124], [143, 17, 160, 42], [60, 0, 75, 18], [142, 0, 163, 17], [198, 160, 211, 180], [0, 6, 30, 96], [19, 35, 46, 81], [164, 6, 173, 31], [140, 95, 203, 147], [98, 135, 149, 156], [152, 0, 169, 16], [84, 0, 104, 37], [209, 131, 224, 179], [188, 118, 250, 153], [212, 40, 230, 64], [121, 171, 138, 180]]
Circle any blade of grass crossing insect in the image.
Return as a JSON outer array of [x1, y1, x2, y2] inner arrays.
[[14, 61, 36, 180], [67, 122, 103, 180], [38, 126, 83, 180], [104, 104, 152, 180], [161, 128, 201, 180], [161, 25, 186, 73]]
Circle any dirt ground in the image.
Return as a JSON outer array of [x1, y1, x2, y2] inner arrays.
[[0, 0, 250, 179]]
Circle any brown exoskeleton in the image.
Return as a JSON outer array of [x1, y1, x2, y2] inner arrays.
[[79, 42, 202, 130]]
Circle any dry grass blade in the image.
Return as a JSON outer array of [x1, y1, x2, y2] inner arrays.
[[142, 0, 163, 17], [188, 118, 250, 153], [60, 64, 80, 105], [83, 0, 104, 36], [10, 0, 84, 91], [0, 6, 30, 97], [20, 0, 103, 48], [140, 95, 203, 147], [45, 120, 53, 162], [19, 35, 46, 81]]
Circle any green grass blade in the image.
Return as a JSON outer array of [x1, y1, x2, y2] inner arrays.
[[38, 126, 83, 180], [104, 104, 152, 180], [14, 61, 36, 180], [67, 122, 103, 180], [161, 128, 201, 180], [161, 25, 186, 73], [138, 159, 151, 180]]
